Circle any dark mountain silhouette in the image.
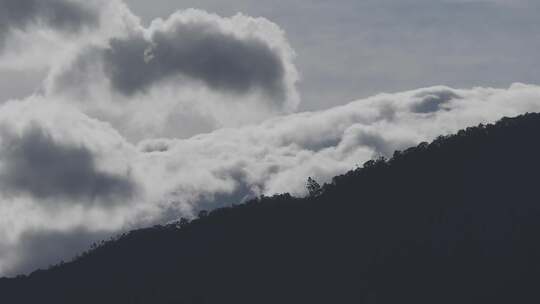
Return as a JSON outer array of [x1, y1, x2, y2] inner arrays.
[[3, 113, 540, 303]]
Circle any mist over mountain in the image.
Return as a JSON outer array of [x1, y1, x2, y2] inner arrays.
[[2, 113, 540, 303]]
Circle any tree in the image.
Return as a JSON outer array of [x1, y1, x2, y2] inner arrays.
[[177, 217, 190, 228], [306, 177, 322, 197], [198, 210, 209, 218]]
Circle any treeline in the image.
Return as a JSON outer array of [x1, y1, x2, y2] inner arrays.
[[2, 113, 540, 303]]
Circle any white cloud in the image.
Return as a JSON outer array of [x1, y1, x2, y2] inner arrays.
[[2, 83, 540, 276], [44, 8, 300, 141], [0, 0, 139, 70]]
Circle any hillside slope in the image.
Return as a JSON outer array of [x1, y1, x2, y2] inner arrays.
[[2, 113, 540, 303]]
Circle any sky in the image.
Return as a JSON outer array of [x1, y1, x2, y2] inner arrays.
[[0, 0, 540, 276], [3, 0, 540, 110]]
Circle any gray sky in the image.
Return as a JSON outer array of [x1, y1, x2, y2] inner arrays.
[[122, 0, 540, 110], [1, 0, 539, 110]]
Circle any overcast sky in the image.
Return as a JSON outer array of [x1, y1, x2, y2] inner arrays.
[[108, 0, 540, 109], [3, 0, 539, 110], [1, 0, 540, 277]]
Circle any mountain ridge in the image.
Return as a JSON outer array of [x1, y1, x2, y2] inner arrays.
[[3, 113, 540, 303]]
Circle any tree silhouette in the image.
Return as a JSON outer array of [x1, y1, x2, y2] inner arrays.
[[306, 177, 322, 197]]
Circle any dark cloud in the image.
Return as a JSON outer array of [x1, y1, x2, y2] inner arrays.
[[98, 21, 287, 100], [150, 22, 286, 99], [139, 140, 171, 153], [0, 0, 99, 49], [101, 34, 154, 96], [123, 0, 540, 112], [412, 89, 462, 113], [0, 124, 136, 203], [293, 136, 342, 153]]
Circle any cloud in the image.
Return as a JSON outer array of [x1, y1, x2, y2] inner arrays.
[[46, 9, 300, 141], [0, 0, 139, 70], [0, 97, 143, 275], [0, 0, 100, 50], [411, 88, 463, 113], [0, 228, 110, 276], [135, 83, 540, 202], [2, 83, 540, 277], [0, 124, 136, 203], [104, 21, 287, 100]]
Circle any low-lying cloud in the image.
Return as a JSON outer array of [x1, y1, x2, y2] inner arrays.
[[3, 83, 540, 276], [411, 88, 462, 114]]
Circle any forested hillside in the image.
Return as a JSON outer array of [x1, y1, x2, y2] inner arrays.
[[2, 113, 540, 304]]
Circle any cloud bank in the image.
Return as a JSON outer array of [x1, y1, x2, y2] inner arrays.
[[2, 83, 540, 276], [46, 9, 299, 141], [1, 0, 540, 278]]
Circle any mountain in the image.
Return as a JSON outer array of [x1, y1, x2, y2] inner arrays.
[[2, 113, 540, 304]]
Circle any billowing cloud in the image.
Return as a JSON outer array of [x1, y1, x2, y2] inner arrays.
[[135, 83, 540, 199], [45, 9, 300, 141], [411, 88, 462, 114], [3, 83, 540, 276], [0, 124, 136, 203], [0, 98, 143, 275], [104, 21, 287, 100], [0, 0, 100, 49], [0, 0, 139, 70]]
